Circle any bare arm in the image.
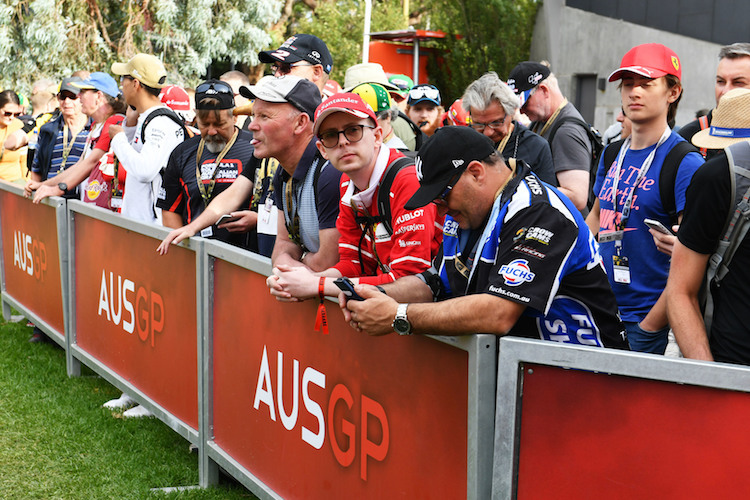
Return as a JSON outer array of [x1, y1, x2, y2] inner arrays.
[[585, 197, 600, 238], [665, 240, 713, 361], [4, 129, 27, 151], [346, 285, 525, 336], [32, 149, 106, 203], [161, 211, 183, 229], [556, 169, 590, 210], [156, 176, 253, 254]]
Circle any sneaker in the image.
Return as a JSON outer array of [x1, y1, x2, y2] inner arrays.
[[102, 393, 136, 410], [123, 404, 154, 418], [28, 332, 46, 343]]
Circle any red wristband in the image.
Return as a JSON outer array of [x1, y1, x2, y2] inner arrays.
[[314, 277, 329, 334]]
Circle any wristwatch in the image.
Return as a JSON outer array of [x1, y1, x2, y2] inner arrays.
[[392, 303, 412, 335], [57, 182, 68, 192]]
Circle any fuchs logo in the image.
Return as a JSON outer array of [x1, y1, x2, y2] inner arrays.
[[499, 259, 535, 286], [528, 72, 544, 86], [671, 56, 680, 72], [415, 157, 423, 181], [452, 159, 464, 168]]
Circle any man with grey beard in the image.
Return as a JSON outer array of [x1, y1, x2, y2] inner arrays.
[[157, 79, 256, 249]]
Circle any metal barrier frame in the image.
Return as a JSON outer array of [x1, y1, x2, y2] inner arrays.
[[492, 337, 750, 499], [0, 184, 70, 356], [199, 239, 498, 499], [66, 200, 204, 444]]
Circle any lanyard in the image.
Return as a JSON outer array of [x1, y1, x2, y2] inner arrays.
[[61, 124, 76, 168], [284, 156, 320, 250], [534, 99, 568, 137], [611, 127, 671, 232], [195, 129, 238, 207]]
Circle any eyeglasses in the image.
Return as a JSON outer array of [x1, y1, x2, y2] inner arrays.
[[318, 124, 375, 148], [271, 61, 314, 75], [408, 86, 441, 102], [469, 114, 508, 132], [2, 110, 22, 118], [432, 170, 465, 206], [196, 81, 233, 95], [58, 92, 78, 101]]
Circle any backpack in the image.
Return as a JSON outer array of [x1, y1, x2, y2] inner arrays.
[[704, 141, 750, 332], [352, 156, 414, 236], [140, 107, 189, 143], [547, 116, 603, 211], [601, 138, 699, 226], [396, 111, 428, 152]]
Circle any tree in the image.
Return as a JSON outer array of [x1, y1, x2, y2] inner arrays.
[[0, 0, 282, 93], [426, 0, 539, 102]]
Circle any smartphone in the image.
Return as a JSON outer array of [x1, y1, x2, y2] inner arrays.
[[216, 214, 240, 226], [333, 277, 365, 301], [644, 218, 673, 235]]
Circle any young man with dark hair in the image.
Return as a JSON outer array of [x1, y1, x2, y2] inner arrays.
[[587, 43, 704, 354], [109, 53, 185, 224]]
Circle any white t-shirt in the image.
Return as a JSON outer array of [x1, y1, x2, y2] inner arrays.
[[111, 105, 185, 223]]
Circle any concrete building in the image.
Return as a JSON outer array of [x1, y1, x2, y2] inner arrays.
[[530, 0, 748, 132]]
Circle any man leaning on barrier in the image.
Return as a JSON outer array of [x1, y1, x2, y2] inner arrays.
[[341, 127, 629, 348]]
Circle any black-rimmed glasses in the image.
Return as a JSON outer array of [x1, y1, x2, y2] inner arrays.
[[469, 114, 508, 132], [318, 124, 375, 148]]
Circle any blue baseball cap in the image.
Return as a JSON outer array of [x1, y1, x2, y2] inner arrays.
[[71, 72, 120, 99], [408, 84, 441, 107]]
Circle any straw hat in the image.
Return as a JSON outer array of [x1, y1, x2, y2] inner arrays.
[[692, 88, 750, 149], [342, 63, 400, 92]]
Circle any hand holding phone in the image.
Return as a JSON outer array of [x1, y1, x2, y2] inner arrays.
[[333, 277, 365, 301], [216, 214, 241, 226], [644, 218, 673, 235]]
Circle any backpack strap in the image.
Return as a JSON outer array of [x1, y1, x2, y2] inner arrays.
[[140, 108, 187, 144], [376, 156, 414, 235], [658, 140, 699, 226], [397, 110, 428, 151], [602, 139, 625, 172]]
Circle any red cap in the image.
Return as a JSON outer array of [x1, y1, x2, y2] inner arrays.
[[159, 85, 191, 111], [322, 79, 342, 99], [608, 43, 681, 82], [313, 92, 377, 136], [441, 98, 471, 127]]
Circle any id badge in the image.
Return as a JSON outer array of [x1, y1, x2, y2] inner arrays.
[[110, 196, 123, 209], [200, 226, 213, 238], [612, 255, 631, 284], [599, 230, 624, 243]]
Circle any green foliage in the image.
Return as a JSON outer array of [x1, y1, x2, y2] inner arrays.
[[425, 0, 539, 102], [0, 0, 282, 94], [293, 0, 408, 84]]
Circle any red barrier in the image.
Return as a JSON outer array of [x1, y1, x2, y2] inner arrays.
[[73, 214, 198, 429], [211, 259, 469, 498], [517, 364, 750, 498], [0, 189, 64, 336]]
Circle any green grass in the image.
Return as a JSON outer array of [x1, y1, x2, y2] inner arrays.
[[0, 313, 256, 500]]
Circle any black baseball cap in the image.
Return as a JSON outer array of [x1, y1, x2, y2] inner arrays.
[[507, 62, 550, 106], [195, 79, 235, 110], [405, 127, 496, 210], [259, 34, 333, 74]]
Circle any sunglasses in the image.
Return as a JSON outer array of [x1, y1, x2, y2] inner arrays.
[[2, 110, 23, 118], [58, 92, 78, 101], [270, 61, 314, 75], [196, 81, 233, 95], [318, 124, 375, 148], [408, 86, 440, 102]]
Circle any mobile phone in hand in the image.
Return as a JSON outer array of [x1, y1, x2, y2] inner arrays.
[[333, 277, 365, 301], [644, 218, 673, 235], [216, 214, 240, 226]]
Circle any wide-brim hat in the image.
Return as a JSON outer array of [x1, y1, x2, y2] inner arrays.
[[342, 63, 400, 92], [692, 88, 750, 149]]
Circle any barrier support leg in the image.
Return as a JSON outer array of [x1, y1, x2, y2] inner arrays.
[[2, 298, 10, 322], [199, 443, 219, 487]]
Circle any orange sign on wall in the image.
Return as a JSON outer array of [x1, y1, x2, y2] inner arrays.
[[211, 260, 470, 498], [0, 190, 64, 335], [73, 215, 198, 429]]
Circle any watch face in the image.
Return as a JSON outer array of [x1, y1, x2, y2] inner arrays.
[[393, 318, 410, 334]]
